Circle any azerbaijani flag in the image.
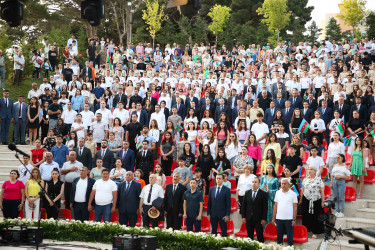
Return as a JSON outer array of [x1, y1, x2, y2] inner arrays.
[[176, 124, 183, 132], [107, 50, 113, 69], [296, 179, 303, 192], [135, 135, 142, 149], [370, 128, 375, 138], [133, 177, 140, 181], [298, 119, 310, 134], [216, 163, 223, 173], [312, 88, 316, 95], [260, 183, 268, 192], [292, 185, 300, 197], [322, 175, 331, 184], [343, 136, 351, 147], [338, 116, 345, 133], [64, 133, 70, 141]]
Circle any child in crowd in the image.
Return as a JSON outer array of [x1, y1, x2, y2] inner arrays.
[[222, 172, 231, 190], [306, 145, 324, 177], [173, 156, 190, 186], [134, 169, 146, 190], [194, 168, 206, 197]]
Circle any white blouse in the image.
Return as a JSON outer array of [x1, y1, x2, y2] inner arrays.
[[310, 118, 326, 131], [225, 142, 241, 160], [149, 129, 160, 142], [237, 174, 256, 196], [327, 141, 345, 158]]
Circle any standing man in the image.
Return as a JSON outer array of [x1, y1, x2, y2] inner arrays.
[[70, 167, 96, 222], [126, 114, 142, 152], [241, 177, 268, 242], [61, 151, 84, 211], [183, 178, 204, 232], [88, 168, 118, 222], [207, 174, 231, 237], [164, 172, 187, 230], [39, 152, 59, 182], [116, 141, 135, 172], [48, 97, 63, 129], [51, 135, 70, 170], [139, 174, 164, 228], [0, 90, 13, 145], [117, 171, 141, 226], [272, 178, 298, 246], [12, 95, 28, 145], [91, 113, 109, 148], [13, 51, 24, 87], [0, 50, 6, 90], [94, 140, 114, 170], [74, 138, 92, 169], [135, 141, 154, 184]]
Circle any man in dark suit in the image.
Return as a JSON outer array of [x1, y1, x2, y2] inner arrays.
[[317, 100, 333, 145], [207, 174, 231, 237], [94, 140, 114, 170], [307, 93, 318, 111], [129, 89, 143, 108], [116, 141, 135, 172], [199, 91, 213, 108], [241, 177, 268, 242], [318, 92, 334, 109], [132, 102, 148, 126], [200, 98, 215, 120], [164, 172, 187, 230], [113, 87, 127, 109], [12, 95, 28, 145], [282, 101, 294, 133], [289, 90, 303, 110], [274, 92, 286, 110], [185, 90, 199, 110], [350, 97, 367, 121], [117, 171, 141, 227], [272, 78, 286, 99], [135, 141, 154, 184], [231, 99, 243, 125], [302, 101, 314, 123], [143, 90, 157, 107], [74, 138, 93, 169], [171, 92, 186, 107], [214, 98, 229, 123], [70, 167, 96, 222], [79, 96, 94, 112], [0, 90, 13, 145], [334, 96, 350, 120], [228, 89, 241, 110], [80, 61, 93, 80], [175, 98, 186, 120], [265, 101, 278, 128], [214, 92, 227, 107]]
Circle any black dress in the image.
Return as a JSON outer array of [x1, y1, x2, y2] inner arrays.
[[46, 180, 63, 219], [28, 106, 40, 128]]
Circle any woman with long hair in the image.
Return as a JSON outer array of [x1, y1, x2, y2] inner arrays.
[[154, 163, 166, 188], [25, 167, 44, 220], [365, 111, 375, 161], [71, 89, 84, 112], [290, 108, 303, 142], [66, 131, 78, 151], [45, 168, 64, 219], [181, 143, 195, 173], [309, 111, 326, 144], [247, 134, 262, 175], [236, 120, 250, 145], [110, 117, 124, 141], [197, 121, 209, 153], [236, 164, 256, 212], [186, 122, 197, 155], [331, 154, 351, 218], [196, 144, 214, 188], [27, 97, 40, 146], [0, 170, 25, 218], [90, 158, 104, 180], [351, 136, 367, 199], [309, 135, 325, 157], [203, 129, 217, 160], [149, 119, 160, 158], [40, 101, 50, 142], [271, 110, 285, 134], [30, 139, 46, 168], [263, 133, 281, 161], [260, 163, 279, 223], [217, 121, 230, 148], [184, 108, 198, 130], [234, 109, 251, 131], [43, 128, 56, 152], [233, 146, 254, 180], [177, 132, 190, 159], [290, 135, 305, 158], [161, 131, 175, 176], [326, 132, 345, 173], [261, 148, 280, 174], [212, 148, 231, 179], [200, 110, 215, 128]]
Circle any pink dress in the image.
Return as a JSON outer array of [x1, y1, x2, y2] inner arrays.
[[152, 91, 160, 102]]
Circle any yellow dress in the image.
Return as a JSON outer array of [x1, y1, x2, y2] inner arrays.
[[261, 159, 280, 174], [263, 143, 282, 160]]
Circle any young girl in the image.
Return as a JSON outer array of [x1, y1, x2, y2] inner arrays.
[[194, 168, 206, 197], [197, 121, 209, 153], [236, 120, 250, 145], [217, 121, 230, 148], [203, 129, 217, 160], [134, 169, 146, 190], [154, 163, 166, 188], [309, 136, 325, 157], [331, 154, 351, 218], [186, 122, 197, 155], [350, 136, 367, 199], [263, 133, 281, 161], [261, 149, 279, 175], [247, 134, 262, 175], [363, 140, 370, 171], [66, 131, 77, 151]]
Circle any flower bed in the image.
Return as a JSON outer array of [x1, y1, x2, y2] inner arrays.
[[0, 219, 293, 250]]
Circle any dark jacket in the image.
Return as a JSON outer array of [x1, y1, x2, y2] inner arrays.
[[71, 177, 96, 207], [164, 183, 187, 215], [207, 185, 231, 218], [241, 189, 268, 221], [117, 180, 141, 214], [74, 147, 93, 170]]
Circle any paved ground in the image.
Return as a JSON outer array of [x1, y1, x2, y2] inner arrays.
[[0, 240, 112, 249]]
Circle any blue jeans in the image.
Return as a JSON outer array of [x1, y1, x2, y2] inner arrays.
[[94, 203, 112, 222], [14, 119, 26, 144], [332, 179, 346, 213], [0, 66, 5, 89], [186, 216, 201, 232], [276, 219, 294, 245], [1, 118, 10, 144]]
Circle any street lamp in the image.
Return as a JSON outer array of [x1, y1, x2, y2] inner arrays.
[[128, 1, 133, 44]]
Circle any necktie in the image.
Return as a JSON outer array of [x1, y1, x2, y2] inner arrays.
[[323, 108, 325, 114], [19, 103, 21, 117], [177, 104, 180, 110], [340, 105, 342, 111], [5, 98, 7, 107], [119, 94, 122, 100], [286, 108, 289, 114], [126, 182, 131, 193], [309, 100, 312, 104], [147, 185, 153, 203], [304, 109, 307, 115], [357, 105, 360, 110], [271, 109, 274, 117], [143, 151, 146, 157], [80, 148, 83, 156], [215, 187, 221, 199], [293, 98, 296, 104], [173, 184, 176, 195], [221, 106, 223, 111], [101, 150, 105, 159], [123, 150, 127, 160], [252, 190, 257, 200]]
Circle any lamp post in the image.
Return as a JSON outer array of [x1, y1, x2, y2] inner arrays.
[[128, 1, 133, 44]]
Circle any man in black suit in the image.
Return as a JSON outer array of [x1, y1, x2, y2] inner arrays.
[[185, 89, 199, 110], [116, 141, 136, 172], [200, 98, 215, 120], [80, 61, 92, 80], [143, 90, 157, 107], [214, 92, 227, 107], [214, 98, 229, 123], [289, 90, 303, 110], [301, 101, 313, 123], [334, 96, 350, 120], [307, 93, 318, 111], [228, 89, 241, 110], [350, 97, 367, 121], [207, 174, 231, 237], [94, 140, 114, 170], [70, 167, 96, 222], [264, 101, 278, 128], [274, 92, 286, 110], [74, 138, 93, 169], [199, 91, 213, 108], [117, 171, 141, 227], [135, 141, 154, 184], [282, 101, 294, 133], [113, 87, 127, 109], [318, 92, 334, 109], [272, 77, 286, 99], [171, 91, 186, 107], [164, 172, 187, 230], [175, 98, 186, 120], [241, 177, 268, 242], [129, 89, 143, 108], [132, 103, 148, 126]]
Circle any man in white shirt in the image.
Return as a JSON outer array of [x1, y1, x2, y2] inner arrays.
[[39, 78, 52, 92], [149, 104, 166, 131], [272, 178, 298, 246], [13, 51, 25, 87], [306, 147, 325, 177], [88, 168, 117, 222], [95, 101, 112, 127], [80, 103, 95, 130], [61, 102, 77, 132], [112, 101, 129, 128], [139, 174, 164, 228], [91, 113, 109, 145], [27, 82, 43, 101], [251, 113, 269, 151], [71, 113, 87, 139], [18, 155, 34, 184], [39, 152, 60, 182]]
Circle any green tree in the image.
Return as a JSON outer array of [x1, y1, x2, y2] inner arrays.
[[336, 0, 367, 33], [207, 5, 231, 44], [142, 0, 168, 48], [325, 17, 342, 41], [257, 0, 291, 42], [366, 12, 375, 39], [307, 21, 322, 43]]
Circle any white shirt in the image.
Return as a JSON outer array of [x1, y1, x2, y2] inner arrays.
[[28, 89, 43, 100], [18, 164, 34, 184], [313, 76, 326, 88], [61, 109, 77, 124], [251, 122, 269, 143], [75, 177, 88, 202], [225, 142, 241, 160], [327, 142, 345, 158], [300, 77, 312, 89], [93, 179, 118, 205], [39, 161, 60, 181], [112, 108, 130, 125], [71, 122, 87, 139], [274, 189, 298, 220], [80, 110, 95, 127], [237, 174, 256, 196], [39, 83, 52, 92], [14, 55, 25, 70], [306, 156, 325, 177], [95, 108, 112, 126], [149, 112, 166, 131], [331, 165, 351, 178], [139, 183, 164, 205]]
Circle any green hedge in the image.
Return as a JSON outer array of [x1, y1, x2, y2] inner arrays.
[[0, 219, 293, 250]]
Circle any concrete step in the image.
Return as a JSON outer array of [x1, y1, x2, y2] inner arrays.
[[368, 200, 375, 209], [327, 237, 375, 250], [0, 159, 24, 167], [0, 173, 11, 182], [338, 217, 375, 229], [0, 145, 33, 153], [356, 208, 375, 219]]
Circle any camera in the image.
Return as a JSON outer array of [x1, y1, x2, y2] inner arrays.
[[318, 197, 343, 242]]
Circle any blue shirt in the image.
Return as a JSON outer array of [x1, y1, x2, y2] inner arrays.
[[51, 144, 70, 168], [92, 87, 104, 99], [138, 135, 156, 148]]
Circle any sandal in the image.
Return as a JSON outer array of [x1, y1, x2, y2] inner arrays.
[[357, 192, 362, 199], [312, 234, 317, 239]]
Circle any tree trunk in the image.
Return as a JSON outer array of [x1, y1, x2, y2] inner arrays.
[[126, 7, 131, 44], [112, 3, 123, 45], [277, 29, 280, 42]]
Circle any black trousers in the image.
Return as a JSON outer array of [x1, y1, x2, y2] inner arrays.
[[166, 211, 181, 230], [211, 216, 227, 237], [142, 205, 159, 228], [12, 69, 22, 86], [46, 200, 61, 219], [119, 212, 137, 227], [73, 202, 90, 222], [64, 182, 73, 211], [161, 155, 173, 176], [246, 218, 264, 242], [2, 199, 21, 219]]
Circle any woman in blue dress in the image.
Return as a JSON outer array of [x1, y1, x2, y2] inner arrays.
[[260, 163, 279, 224]]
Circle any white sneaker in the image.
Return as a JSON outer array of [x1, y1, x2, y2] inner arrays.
[[334, 212, 340, 217], [336, 212, 344, 218]]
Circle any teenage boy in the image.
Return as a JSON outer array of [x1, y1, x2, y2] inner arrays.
[[282, 145, 302, 178], [306, 145, 324, 177]]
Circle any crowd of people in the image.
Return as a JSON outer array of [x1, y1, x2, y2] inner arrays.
[[0, 35, 374, 246]]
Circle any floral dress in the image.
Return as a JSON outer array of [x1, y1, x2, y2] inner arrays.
[[260, 175, 279, 224], [233, 155, 254, 177]]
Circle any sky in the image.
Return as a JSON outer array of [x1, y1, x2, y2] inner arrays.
[[307, 0, 375, 28]]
